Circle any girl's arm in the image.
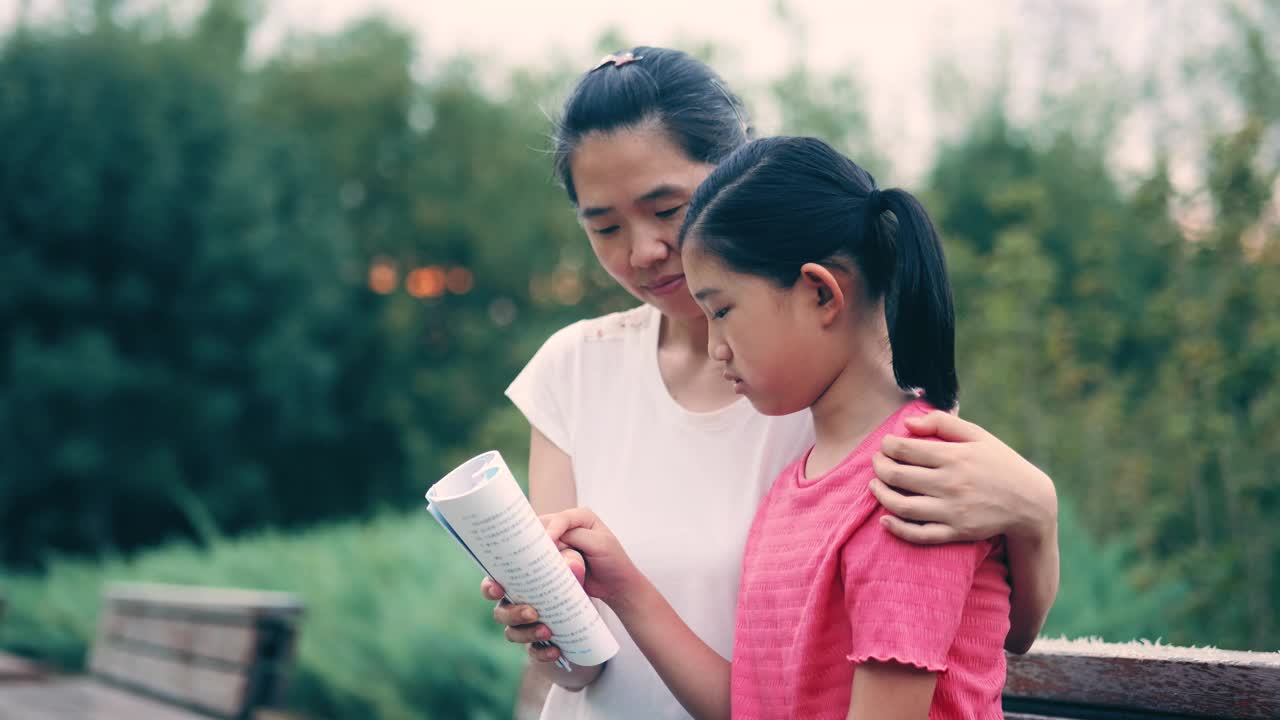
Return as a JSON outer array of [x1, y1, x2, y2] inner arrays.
[[870, 411, 1060, 652], [611, 577, 731, 720], [846, 662, 936, 720], [544, 509, 731, 720], [483, 428, 604, 690]]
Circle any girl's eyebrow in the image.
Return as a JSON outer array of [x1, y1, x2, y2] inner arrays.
[[694, 288, 721, 300]]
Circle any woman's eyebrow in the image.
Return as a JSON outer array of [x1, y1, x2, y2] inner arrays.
[[579, 184, 684, 219], [580, 205, 614, 219], [636, 184, 682, 203]]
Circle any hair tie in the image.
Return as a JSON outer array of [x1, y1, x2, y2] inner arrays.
[[867, 188, 884, 214], [591, 52, 643, 72]]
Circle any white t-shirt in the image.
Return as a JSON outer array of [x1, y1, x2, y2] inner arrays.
[[506, 304, 815, 720]]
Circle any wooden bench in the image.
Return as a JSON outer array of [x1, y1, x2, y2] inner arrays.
[[513, 638, 1280, 719], [1004, 637, 1280, 719], [0, 582, 304, 720]]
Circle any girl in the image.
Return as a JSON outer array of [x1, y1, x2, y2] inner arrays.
[[485, 48, 1057, 720], [541, 136, 1009, 719]]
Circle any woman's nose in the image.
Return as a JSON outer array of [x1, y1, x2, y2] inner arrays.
[[630, 227, 672, 268]]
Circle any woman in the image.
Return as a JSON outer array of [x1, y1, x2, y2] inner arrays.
[[484, 47, 1060, 720]]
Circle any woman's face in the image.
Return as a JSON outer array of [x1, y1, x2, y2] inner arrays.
[[569, 124, 714, 320]]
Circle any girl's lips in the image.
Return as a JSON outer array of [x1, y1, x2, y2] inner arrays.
[[645, 274, 686, 296], [723, 371, 745, 393]]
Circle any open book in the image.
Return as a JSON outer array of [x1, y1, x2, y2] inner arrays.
[[426, 451, 619, 667]]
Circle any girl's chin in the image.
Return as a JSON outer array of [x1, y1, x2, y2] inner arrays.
[[746, 391, 809, 417]]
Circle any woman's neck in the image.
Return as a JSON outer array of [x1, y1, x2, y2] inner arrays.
[[658, 309, 708, 354], [656, 309, 738, 413], [806, 340, 916, 478]]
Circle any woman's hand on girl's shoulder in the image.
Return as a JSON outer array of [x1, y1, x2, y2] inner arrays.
[[869, 410, 1058, 545]]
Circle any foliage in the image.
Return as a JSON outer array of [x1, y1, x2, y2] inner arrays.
[[0, 511, 526, 720], [925, 9, 1280, 646]]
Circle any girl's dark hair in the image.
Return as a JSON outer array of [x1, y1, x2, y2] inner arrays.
[[553, 47, 751, 205], [679, 136, 958, 411]]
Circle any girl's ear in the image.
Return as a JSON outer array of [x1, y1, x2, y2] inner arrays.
[[798, 262, 845, 327]]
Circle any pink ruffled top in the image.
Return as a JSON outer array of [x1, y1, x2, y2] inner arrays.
[[731, 400, 1010, 719]]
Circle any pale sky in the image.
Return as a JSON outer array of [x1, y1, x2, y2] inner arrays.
[[1, 0, 1232, 184]]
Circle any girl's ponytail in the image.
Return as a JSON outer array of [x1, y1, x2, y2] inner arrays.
[[680, 136, 959, 411], [874, 188, 958, 411]]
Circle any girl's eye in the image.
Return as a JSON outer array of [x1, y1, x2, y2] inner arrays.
[[655, 204, 686, 219], [593, 225, 621, 236], [712, 306, 731, 320]]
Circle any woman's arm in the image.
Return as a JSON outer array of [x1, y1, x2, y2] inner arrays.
[[846, 662, 936, 720], [869, 411, 1060, 653], [483, 427, 604, 690], [1003, 514, 1059, 654]]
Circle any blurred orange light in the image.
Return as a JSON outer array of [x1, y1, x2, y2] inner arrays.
[[407, 267, 446, 298], [446, 267, 474, 294], [552, 269, 583, 305], [368, 260, 398, 295]]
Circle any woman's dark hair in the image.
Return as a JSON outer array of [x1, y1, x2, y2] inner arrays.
[[553, 47, 752, 205], [679, 136, 958, 411]]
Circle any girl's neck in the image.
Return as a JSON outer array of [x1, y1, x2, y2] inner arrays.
[[806, 343, 916, 478]]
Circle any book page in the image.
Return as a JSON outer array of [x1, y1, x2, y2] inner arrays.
[[427, 451, 619, 666]]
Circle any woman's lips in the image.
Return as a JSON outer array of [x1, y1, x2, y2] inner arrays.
[[645, 274, 686, 296]]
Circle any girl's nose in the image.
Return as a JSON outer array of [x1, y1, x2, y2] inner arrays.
[[709, 340, 732, 363]]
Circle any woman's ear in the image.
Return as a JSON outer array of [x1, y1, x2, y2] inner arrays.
[[798, 262, 845, 327]]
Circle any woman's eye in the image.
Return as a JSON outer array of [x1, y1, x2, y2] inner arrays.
[[593, 225, 620, 236], [712, 306, 731, 320], [655, 204, 686, 219]]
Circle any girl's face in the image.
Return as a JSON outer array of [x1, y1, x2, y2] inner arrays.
[[684, 246, 854, 416], [569, 124, 714, 320]]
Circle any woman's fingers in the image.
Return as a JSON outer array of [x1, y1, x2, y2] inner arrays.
[[879, 434, 948, 469], [480, 576, 505, 601], [869, 478, 948, 523], [494, 600, 539, 627], [529, 643, 562, 663], [902, 410, 984, 443], [879, 515, 959, 545], [505, 621, 553, 645], [496, 600, 551, 644], [871, 451, 942, 496]]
